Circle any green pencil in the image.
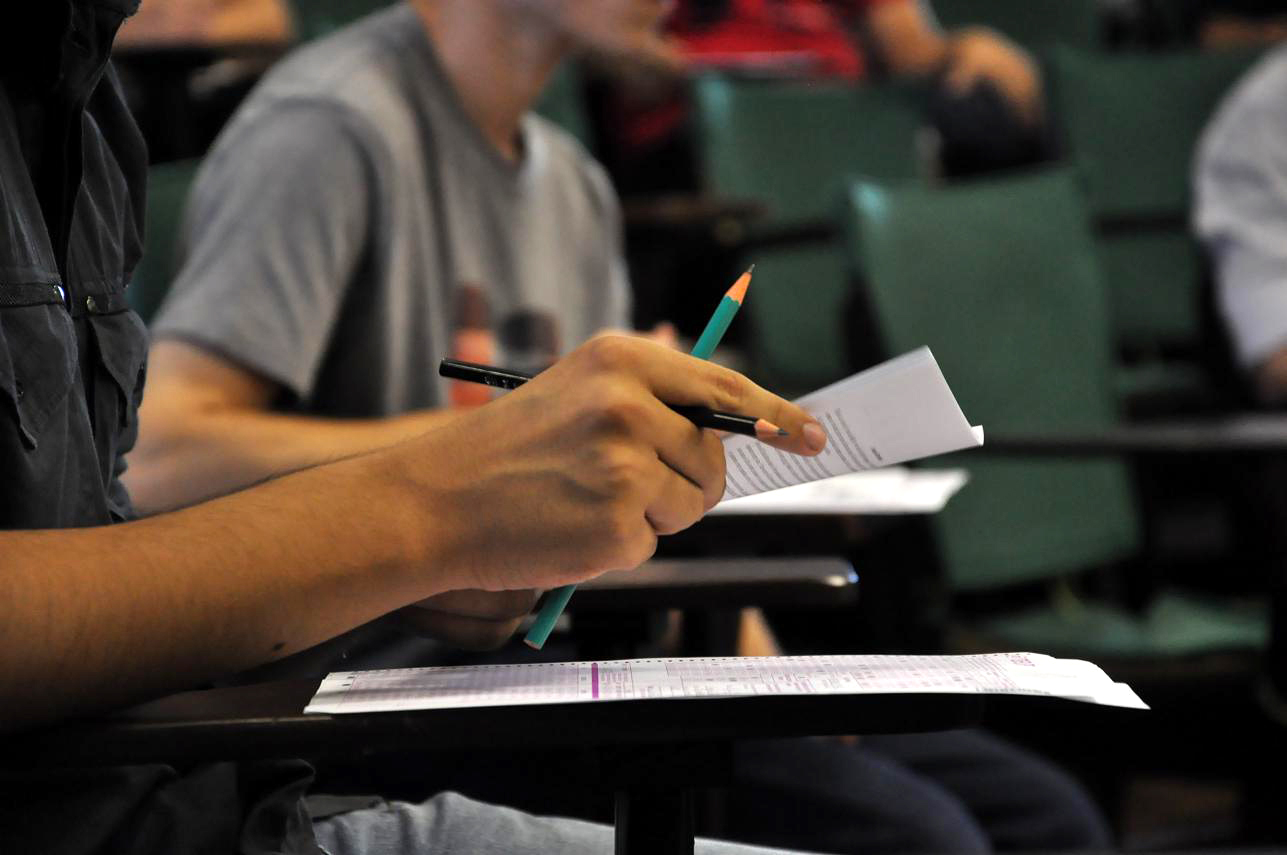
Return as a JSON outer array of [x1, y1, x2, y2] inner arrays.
[[524, 266, 755, 650]]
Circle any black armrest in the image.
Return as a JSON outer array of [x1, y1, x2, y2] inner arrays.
[[5, 679, 979, 771], [576, 557, 858, 610]]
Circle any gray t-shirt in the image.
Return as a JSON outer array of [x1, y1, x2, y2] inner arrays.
[[1194, 45, 1287, 368], [153, 3, 630, 415]]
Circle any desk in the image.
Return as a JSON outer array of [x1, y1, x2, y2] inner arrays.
[[989, 413, 1287, 456], [8, 679, 982, 855]]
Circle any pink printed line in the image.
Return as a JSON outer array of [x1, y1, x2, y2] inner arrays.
[[591, 662, 600, 699]]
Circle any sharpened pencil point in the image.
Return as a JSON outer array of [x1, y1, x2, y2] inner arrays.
[[726, 266, 753, 304], [777, 428, 789, 436]]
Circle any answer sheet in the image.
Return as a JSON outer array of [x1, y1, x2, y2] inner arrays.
[[709, 468, 969, 515], [720, 347, 983, 502], [306, 653, 1146, 714]]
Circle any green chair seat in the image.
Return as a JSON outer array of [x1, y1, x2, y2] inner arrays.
[[976, 591, 1268, 658]]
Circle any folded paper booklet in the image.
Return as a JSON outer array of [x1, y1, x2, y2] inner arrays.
[[718, 347, 983, 503], [306, 653, 1146, 715]]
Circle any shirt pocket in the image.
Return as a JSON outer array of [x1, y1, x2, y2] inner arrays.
[[0, 285, 77, 450], [87, 302, 149, 432]]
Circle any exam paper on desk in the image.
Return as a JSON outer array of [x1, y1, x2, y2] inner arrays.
[[720, 347, 983, 503], [306, 653, 1146, 714]]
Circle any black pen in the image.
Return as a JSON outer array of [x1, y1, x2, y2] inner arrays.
[[439, 358, 789, 440]]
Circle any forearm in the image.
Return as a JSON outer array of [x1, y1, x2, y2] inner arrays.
[[127, 405, 457, 513], [866, 1, 949, 76], [0, 447, 446, 731]]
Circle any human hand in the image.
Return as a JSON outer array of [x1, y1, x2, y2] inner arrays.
[[402, 335, 826, 593], [396, 589, 541, 650], [945, 28, 1042, 126]]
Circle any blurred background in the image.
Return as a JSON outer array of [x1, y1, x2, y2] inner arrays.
[[114, 1, 1287, 850]]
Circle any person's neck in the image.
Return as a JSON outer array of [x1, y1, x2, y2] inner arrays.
[[413, 0, 570, 163]]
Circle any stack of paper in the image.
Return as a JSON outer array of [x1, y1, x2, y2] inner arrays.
[[720, 347, 983, 503], [306, 653, 1146, 714]]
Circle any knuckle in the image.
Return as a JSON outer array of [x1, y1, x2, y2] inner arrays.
[[583, 334, 634, 372], [627, 529, 659, 568], [707, 367, 748, 413]]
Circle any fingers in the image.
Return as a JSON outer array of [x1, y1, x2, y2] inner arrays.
[[643, 455, 711, 534], [580, 336, 827, 458]]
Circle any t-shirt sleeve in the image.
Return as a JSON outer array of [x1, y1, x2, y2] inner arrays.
[[151, 102, 374, 400], [1194, 65, 1287, 368]]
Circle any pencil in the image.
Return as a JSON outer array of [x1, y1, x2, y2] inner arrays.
[[523, 266, 755, 650], [438, 360, 787, 440]]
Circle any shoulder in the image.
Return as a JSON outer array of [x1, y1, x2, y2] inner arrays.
[[527, 115, 620, 221], [1199, 47, 1287, 168], [213, 6, 427, 164]]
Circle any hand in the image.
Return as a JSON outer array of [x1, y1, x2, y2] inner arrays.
[[945, 28, 1042, 126], [401, 335, 827, 593], [396, 589, 541, 650]]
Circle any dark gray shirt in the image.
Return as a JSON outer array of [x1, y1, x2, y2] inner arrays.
[[0, 3, 316, 853]]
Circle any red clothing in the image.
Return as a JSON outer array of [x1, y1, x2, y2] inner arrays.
[[669, 0, 909, 80]]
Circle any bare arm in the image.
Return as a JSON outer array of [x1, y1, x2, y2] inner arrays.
[[866, 1, 1041, 125], [125, 340, 458, 514], [2, 337, 826, 731]]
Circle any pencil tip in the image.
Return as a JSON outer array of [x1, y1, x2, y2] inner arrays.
[[777, 428, 789, 436], [747, 264, 755, 274], [727, 268, 752, 304]]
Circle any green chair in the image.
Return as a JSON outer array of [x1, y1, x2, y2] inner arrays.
[[930, 0, 1103, 51], [129, 159, 202, 325], [691, 74, 928, 394], [290, 0, 395, 42], [693, 75, 927, 225], [1047, 46, 1265, 403], [844, 166, 1266, 656]]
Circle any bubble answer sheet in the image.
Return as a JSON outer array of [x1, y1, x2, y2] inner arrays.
[[717, 347, 983, 502], [306, 653, 1147, 714]]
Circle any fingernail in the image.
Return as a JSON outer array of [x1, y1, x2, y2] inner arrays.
[[803, 422, 827, 452]]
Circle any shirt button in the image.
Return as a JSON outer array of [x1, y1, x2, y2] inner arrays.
[[86, 295, 98, 313]]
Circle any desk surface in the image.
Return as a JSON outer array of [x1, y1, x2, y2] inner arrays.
[[577, 557, 858, 609], [990, 413, 1287, 455], [8, 679, 980, 770]]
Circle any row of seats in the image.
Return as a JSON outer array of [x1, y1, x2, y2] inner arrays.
[[695, 46, 1267, 410]]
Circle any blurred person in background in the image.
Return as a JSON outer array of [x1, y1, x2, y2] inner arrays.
[[607, 0, 1045, 192], [1195, 44, 1287, 404], [127, 2, 1109, 853], [114, 0, 292, 46]]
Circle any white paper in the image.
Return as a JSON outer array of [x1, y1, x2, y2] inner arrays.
[[709, 468, 969, 515], [720, 348, 983, 502], [305, 653, 1147, 714]]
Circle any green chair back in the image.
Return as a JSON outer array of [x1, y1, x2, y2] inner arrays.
[[1048, 46, 1264, 351], [130, 159, 202, 325], [846, 168, 1140, 590], [694, 74, 927, 224], [290, 0, 395, 42], [534, 62, 592, 150], [692, 75, 927, 393], [930, 0, 1102, 51]]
